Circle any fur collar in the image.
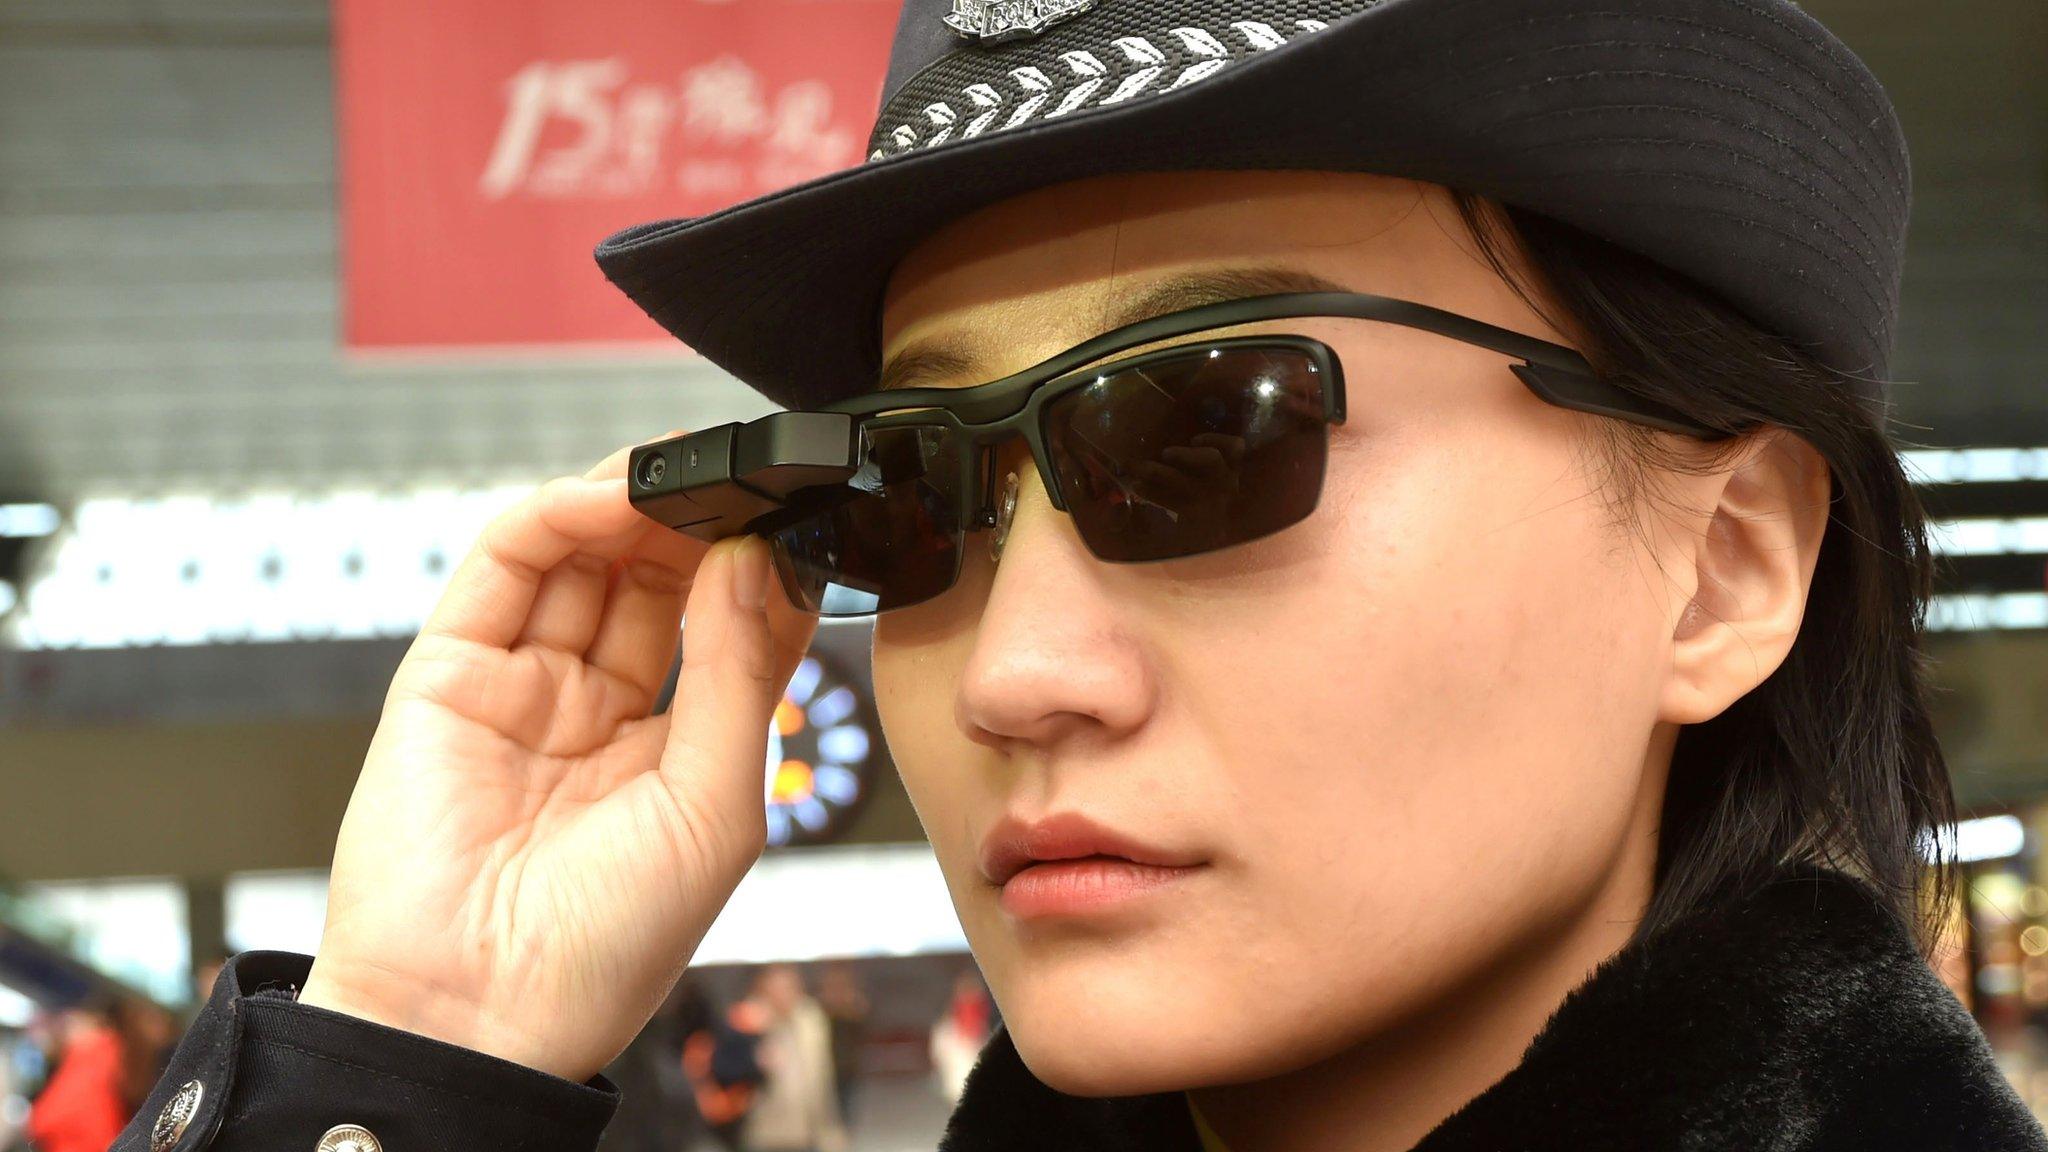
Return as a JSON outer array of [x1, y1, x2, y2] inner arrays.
[[939, 869, 2046, 1151]]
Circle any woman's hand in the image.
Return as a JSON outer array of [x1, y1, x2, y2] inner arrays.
[[297, 436, 817, 1084]]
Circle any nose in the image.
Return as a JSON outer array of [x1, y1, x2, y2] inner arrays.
[[955, 470, 1159, 750]]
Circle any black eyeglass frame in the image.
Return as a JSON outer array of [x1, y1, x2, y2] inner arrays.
[[625, 290, 1732, 560]]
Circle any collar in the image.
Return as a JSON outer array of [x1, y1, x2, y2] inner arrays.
[[937, 868, 2043, 1152]]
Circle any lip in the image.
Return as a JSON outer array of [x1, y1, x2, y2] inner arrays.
[[979, 811, 1205, 918], [997, 856, 1202, 919]]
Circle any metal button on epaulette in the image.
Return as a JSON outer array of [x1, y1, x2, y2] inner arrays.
[[150, 1080, 203, 1151], [316, 1123, 383, 1152]]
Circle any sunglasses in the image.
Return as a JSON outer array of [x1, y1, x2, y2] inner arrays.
[[628, 291, 1731, 618]]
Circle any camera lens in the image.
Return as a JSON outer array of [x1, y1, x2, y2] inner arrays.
[[636, 451, 668, 488]]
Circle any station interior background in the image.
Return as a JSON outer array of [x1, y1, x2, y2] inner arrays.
[[0, 0, 2043, 1148]]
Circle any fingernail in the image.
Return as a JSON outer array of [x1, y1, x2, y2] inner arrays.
[[731, 537, 769, 611]]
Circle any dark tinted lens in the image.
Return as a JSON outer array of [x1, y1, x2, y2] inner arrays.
[[1043, 344, 1329, 562], [766, 424, 965, 616]]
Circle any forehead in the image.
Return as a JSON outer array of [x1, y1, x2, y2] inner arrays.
[[876, 264, 1360, 393], [875, 171, 1527, 391]]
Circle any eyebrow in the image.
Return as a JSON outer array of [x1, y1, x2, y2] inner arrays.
[[876, 265, 1355, 392]]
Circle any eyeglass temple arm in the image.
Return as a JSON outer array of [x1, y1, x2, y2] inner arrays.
[[1509, 362, 1735, 441], [843, 291, 1734, 440], [1306, 294, 1734, 442]]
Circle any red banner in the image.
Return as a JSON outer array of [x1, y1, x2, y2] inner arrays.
[[334, 0, 899, 350]]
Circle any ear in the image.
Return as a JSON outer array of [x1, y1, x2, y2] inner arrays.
[[1661, 430, 1833, 725]]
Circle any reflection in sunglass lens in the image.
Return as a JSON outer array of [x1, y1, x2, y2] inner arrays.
[[1043, 345, 1330, 562], [766, 424, 965, 616]]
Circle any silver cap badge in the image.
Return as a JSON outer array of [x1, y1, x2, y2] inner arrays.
[[943, 0, 1098, 42]]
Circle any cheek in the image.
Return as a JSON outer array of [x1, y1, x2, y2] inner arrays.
[[1180, 430, 1666, 777], [871, 619, 967, 827], [872, 624, 1039, 1030], [1223, 429, 1667, 862], [871, 610, 993, 894], [1132, 430, 1674, 1068]]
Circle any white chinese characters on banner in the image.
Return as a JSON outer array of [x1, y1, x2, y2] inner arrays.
[[478, 56, 859, 201]]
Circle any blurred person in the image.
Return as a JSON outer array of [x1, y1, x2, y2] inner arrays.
[[1, 1026, 29, 1152], [185, 950, 229, 1031], [29, 996, 169, 1152], [18, 1013, 58, 1104], [189, 951, 228, 1010], [682, 989, 769, 1152], [739, 966, 845, 1152], [814, 963, 869, 1129], [597, 977, 707, 1152], [656, 977, 715, 1148], [929, 972, 992, 1105], [112, 2, 2045, 1151]]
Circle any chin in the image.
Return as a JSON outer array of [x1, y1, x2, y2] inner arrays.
[[1006, 1016, 1203, 1097], [994, 961, 1282, 1097]]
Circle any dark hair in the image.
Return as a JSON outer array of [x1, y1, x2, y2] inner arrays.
[[1449, 191, 1954, 947], [83, 992, 171, 1111]]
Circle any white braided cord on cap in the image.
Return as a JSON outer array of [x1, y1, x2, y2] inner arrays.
[[869, 15, 1347, 161]]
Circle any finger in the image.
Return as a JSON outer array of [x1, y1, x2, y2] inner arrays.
[[423, 475, 647, 649], [584, 494, 716, 692], [514, 529, 650, 654], [659, 537, 792, 847], [1192, 433, 1248, 464], [514, 435, 710, 654], [1160, 445, 1226, 477], [1131, 459, 1201, 502], [583, 556, 692, 702], [762, 561, 822, 694]]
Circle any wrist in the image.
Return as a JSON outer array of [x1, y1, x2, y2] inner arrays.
[[298, 961, 592, 1083]]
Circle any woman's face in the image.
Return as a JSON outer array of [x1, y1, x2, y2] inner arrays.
[[870, 172, 1699, 1094]]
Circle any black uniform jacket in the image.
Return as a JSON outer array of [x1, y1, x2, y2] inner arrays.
[[117, 869, 2047, 1151]]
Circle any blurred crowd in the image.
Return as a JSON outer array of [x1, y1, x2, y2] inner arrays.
[[608, 962, 998, 1152], [0, 959, 998, 1152], [2, 994, 174, 1152]]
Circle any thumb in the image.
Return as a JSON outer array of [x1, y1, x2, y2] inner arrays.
[[659, 537, 785, 861]]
